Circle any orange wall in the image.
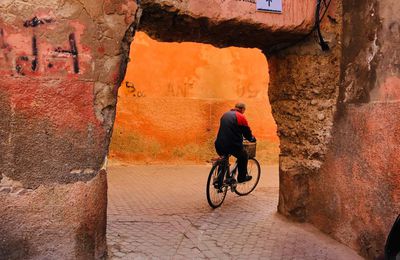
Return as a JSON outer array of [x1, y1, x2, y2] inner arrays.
[[109, 32, 278, 164]]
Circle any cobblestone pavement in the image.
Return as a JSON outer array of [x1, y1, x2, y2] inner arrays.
[[107, 164, 362, 260]]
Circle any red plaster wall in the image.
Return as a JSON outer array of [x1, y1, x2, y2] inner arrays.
[[109, 32, 278, 164], [306, 0, 400, 258], [0, 15, 110, 187], [0, 0, 320, 258], [0, 1, 136, 257]]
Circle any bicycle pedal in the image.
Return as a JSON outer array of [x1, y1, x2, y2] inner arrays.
[[213, 182, 218, 189], [224, 178, 236, 185]]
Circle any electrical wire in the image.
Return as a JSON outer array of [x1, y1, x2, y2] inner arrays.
[[316, 0, 330, 51], [266, 0, 332, 55]]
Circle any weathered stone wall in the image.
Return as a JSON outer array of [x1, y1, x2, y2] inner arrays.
[[269, 0, 400, 258], [0, 0, 137, 258], [0, 0, 138, 186], [2, 0, 397, 258], [268, 1, 342, 220], [139, 0, 316, 49], [307, 0, 400, 258], [0, 172, 107, 259], [0, 0, 316, 258]]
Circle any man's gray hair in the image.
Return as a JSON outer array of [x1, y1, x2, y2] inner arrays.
[[235, 103, 246, 109]]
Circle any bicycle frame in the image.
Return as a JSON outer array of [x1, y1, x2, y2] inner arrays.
[[216, 156, 238, 191], [207, 153, 261, 208], [228, 162, 238, 181]]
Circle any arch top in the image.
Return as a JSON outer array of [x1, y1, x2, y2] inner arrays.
[[139, 0, 316, 49]]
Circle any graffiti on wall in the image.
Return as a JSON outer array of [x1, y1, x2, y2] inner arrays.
[[236, 84, 261, 98], [167, 78, 195, 97], [126, 81, 145, 97], [23, 16, 53, 28], [0, 16, 85, 76], [54, 33, 80, 74]]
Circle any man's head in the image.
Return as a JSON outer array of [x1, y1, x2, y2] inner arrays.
[[234, 102, 246, 114]]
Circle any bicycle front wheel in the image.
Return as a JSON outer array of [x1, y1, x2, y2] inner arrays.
[[234, 158, 261, 196], [206, 164, 228, 208]]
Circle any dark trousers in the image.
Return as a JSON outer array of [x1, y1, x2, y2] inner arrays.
[[216, 145, 248, 181]]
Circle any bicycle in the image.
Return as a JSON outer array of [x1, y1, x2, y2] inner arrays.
[[206, 142, 261, 208]]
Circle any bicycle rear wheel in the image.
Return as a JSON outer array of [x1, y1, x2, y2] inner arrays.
[[234, 158, 261, 196], [206, 164, 228, 208]]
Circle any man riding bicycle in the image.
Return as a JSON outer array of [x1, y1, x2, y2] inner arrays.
[[214, 103, 256, 183]]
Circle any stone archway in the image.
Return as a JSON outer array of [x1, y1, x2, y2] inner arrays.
[[0, 0, 338, 258], [1, 0, 398, 259], [136, 0, 342, 224]]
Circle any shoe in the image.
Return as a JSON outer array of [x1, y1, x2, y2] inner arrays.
[[238, 175, 252, 183], [224, 177, 237, 185]]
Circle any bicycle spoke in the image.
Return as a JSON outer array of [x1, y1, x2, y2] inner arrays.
[[206, 164, 227, 208], [234, 158, 261, 196]]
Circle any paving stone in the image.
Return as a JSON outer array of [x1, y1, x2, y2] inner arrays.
[[107, 165, 363, 260]]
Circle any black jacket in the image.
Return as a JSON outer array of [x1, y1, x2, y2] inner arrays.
[[215, 109, 253, 154]]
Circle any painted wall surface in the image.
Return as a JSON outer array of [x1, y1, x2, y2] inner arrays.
[[270, 0, 399, 258], [109, 32, 278, 164], [1, 0, 398, 258], [0, 0, 137, 258], [306, 0, 400, 258], [0, 1, 317, 257]]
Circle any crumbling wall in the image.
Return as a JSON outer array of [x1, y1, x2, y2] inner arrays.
[[2, 0, 397, 258], [307, 0, 400, 258], [269, 0, 400, 258], [0, 0, 317, 258], [139, 0, 316, 49], [268, 1, 342, 221], [0, 0, 137, 258]]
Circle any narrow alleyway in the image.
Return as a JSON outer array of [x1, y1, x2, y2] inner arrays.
[[107, 165, 361, 259]]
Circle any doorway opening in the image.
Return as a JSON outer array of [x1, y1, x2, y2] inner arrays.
[[109, 31, 278, 165], [106, 31, 279, 258]]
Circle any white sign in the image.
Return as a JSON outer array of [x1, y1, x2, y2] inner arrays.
[[256, 0, 282, 13]]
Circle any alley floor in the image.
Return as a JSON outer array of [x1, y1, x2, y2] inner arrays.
[[107, 164, 362, 260]]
